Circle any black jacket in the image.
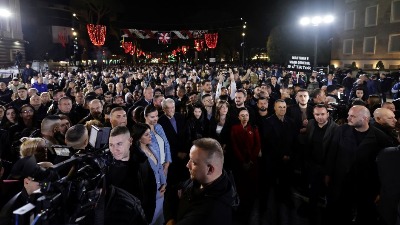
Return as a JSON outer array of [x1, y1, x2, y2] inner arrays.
[[164, 170, 234, 225]]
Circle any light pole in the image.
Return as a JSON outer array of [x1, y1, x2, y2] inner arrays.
[[241, 21, 246, 66], [299, 15, 334, 70]]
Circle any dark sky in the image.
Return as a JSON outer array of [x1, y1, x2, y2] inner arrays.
[[115, 0, 333, 48]]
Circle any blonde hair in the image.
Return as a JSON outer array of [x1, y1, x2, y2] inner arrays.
[[84, 119, 104, 136], [19, 137, 46, 159]]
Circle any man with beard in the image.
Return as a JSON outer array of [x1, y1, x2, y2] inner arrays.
[[326, 105, 392, 225], [229, 89, 255, 125], [6, 87, 29, 110], [78, 99, 105, 125], [254, 97, 270, 129], [287, 89, 314, 134], [30, 94, 47, 123], [54, 96, 78, 125]]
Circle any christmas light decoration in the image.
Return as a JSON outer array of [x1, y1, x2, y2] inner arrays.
[[87, 24, 106, 46], [181, 46, 188, 54], [205, 33, 218, 49], [194, 39, 204, 51], [122, 41, 132, 53]]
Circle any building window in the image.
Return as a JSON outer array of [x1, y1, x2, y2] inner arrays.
[[365, 5, 378, 26], [345, 11, 355, 30], [363, 36, 376, 54], [343, 39, 354, 55], [392, 0, 400, 22], [388, 34, 400, 52]]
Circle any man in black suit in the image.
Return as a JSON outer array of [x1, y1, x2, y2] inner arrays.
[[132, 86, 153, 108], [326, 105, 393, 225], [158, 98, 188, 185]]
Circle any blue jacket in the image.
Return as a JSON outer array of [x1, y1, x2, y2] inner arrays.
[[150, 123, 172, 164]]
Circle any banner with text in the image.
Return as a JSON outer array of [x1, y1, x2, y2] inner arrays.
[[286, 55, 312, 72]]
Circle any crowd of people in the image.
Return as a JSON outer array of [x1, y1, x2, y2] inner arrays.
[[0, 62, 399, 225]]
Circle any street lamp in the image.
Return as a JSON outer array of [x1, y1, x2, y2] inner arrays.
[[300, 15, 334, 70], [241, 21, 246, 66], [0, 8, 11, 17]]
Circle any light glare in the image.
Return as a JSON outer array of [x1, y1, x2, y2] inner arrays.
[[300, 17, 310, 26], [0, 8, 11, 17]]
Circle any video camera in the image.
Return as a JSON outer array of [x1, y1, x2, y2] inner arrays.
[[12, 126, 113, 225]]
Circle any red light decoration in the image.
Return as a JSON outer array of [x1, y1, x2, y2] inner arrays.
[[122, 41, 132, 53], [87, 24, 106, 46], [181, 46, 188, 54], [172, 50, 176, 56], [205, 33, 218, 49], [194, 39, 204, 51]]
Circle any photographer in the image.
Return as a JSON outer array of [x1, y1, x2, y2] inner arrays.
[[0, 156, 49, 225]]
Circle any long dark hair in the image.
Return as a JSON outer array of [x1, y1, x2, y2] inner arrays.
[[1, 106, 19, 129], [131, 122, 150, 145]]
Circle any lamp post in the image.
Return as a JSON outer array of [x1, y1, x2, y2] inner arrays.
[[299, 15, 334, 70], [241, 21, 246, 66]]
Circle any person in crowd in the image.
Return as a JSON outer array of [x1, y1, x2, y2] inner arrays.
[[261, 99, 296, 225], [144, 105, 171, 176], [133, 86, 153, 108], [0, 82, 13, 104], [109, 107, 127, 128], [287, 89, 314, 134], [78, 99, 105, 125], [46, 89, 65, 115], [29, 94, 47, 123], [230, 89, 256, 125], [1, 106, 18, 129], [325, 105, 393, 225], [131, 123, 167, 225], [54, 96, 78, 124], [376, 145, 400, 225], [301, 104, 338, 225], [158, 98, 188, 185], [366, 94, 382, 116], [310, 88, 327, 106], [372, 108, 399, 145], [230, 107, 261, 224], [208, 100, 232, 168], [0, 156, 49, 225], [164, 138, 235, 225], [40, 92, 52, 109], [8, 104, 39, 150], [6, 87, 29, 110], [185, 103, 206, 149]]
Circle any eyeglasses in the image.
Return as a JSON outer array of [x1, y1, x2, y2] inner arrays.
[[21, 110, 34, 114]]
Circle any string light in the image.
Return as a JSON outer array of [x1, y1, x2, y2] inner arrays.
[[205, 33, 218, 49], [87, 24, 106, 46]]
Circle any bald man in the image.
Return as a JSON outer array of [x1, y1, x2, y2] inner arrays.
[[373, 108, 399, 145], [325, 105, 393, 225]]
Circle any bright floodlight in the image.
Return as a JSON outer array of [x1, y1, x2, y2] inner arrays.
[[300, 17, 310, 26], [0, 8, 11, 17], [323, 15, 334, 23], [311, 16, 322, 26], [242, 32, 245, 36]]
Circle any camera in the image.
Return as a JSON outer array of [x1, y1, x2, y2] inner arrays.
[[12, 144, 112, 225]]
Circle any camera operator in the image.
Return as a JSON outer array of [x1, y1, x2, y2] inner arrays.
[[0, 156, 49, 225]]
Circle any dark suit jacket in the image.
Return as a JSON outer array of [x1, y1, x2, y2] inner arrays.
[[133, 98, 152, 108], [326, 124, 393, 201], [158, 113, 187, 158], [286, 104, 314, 134]]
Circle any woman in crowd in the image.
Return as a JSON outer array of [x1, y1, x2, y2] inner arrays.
[[131, 123, 167, 225], [208, 100, 232, 168], [185, 103, 206, 150], [230, 107, 261, 223], [144, 105, 171, 176], [1, 106, 18, 129]]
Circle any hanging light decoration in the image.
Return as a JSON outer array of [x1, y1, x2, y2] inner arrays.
[[87, 24, 106, 46], [122, 41, 132, 53], [181, 46, 188, 54], [194, 39, 204, 51], [205, 33, 218, 49]]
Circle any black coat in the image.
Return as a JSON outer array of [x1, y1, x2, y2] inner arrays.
[[164, 171, 234, 225], [326, 124, 393, 201], [107, 146, 156, 223], [377, 146, 400, 225], [158, 113, 187, 158]]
